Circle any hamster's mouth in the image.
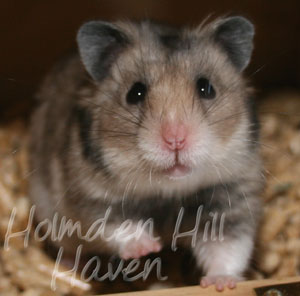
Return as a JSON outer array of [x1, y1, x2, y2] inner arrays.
[[162, 164, 192, 179]]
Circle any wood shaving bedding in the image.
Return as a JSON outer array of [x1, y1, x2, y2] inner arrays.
[[0, 91, 299, 295]]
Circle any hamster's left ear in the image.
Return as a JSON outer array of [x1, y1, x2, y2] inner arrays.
[[77, 21, 129, 81], [214, 16, 255, 71]]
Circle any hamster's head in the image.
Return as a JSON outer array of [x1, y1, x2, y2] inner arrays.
[[76, 17, 258, 197]]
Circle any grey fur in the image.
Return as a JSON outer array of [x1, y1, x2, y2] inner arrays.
[[29, 17, 263, 282], [77, 21, 129, 80], [215, 16, 255, 71]]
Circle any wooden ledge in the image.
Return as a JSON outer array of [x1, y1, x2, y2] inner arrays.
[[104, 277, 300, 296]]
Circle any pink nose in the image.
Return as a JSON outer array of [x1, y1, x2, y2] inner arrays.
[[162, 122, 187, 151]]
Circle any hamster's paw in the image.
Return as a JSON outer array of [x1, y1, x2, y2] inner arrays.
[[119, 236, 162, 260], [200, 275, 241, 291]]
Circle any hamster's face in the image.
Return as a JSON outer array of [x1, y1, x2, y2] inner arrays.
[[77, 19, 257, 196]]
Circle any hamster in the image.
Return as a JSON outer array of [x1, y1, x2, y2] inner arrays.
[[29, 16, 264, 291]]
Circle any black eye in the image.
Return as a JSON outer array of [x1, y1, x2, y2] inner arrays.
[[196, 78, 216, 99], [126, 82, 147, 105]]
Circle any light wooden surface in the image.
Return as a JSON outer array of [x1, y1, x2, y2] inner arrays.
[[104, 277, 300, 296]]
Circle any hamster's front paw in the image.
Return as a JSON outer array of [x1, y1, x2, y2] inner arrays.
[[200, 275, 242, 291], [119, 235, 162, 260]]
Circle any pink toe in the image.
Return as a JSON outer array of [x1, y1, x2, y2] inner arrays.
[[200, 277, 211, 288], [200, 279, 207, 288], [228, 279, 236, 289], [215, 278, 226, 292], [216, 283, 224, 291]]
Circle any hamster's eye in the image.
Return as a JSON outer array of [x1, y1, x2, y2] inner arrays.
[[196, 78, 216, 99], [126, 82, 147, 105]]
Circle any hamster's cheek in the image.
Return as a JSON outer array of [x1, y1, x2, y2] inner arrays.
[[101, 146, 138, 175]]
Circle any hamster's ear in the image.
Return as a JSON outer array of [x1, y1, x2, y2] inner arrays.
[[77, 21, 129, 80], [214, 16, 254, 71]]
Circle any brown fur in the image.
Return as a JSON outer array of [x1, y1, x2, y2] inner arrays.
[[29, 18, 263, 279]]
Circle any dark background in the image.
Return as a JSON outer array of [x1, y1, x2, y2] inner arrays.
[[1, 0, 300, 122]]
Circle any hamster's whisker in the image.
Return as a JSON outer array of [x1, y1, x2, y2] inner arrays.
[[249, 48, 293, 78], [224, 182, 232, 211], [219, 135, 292, 161], [93, 135, 137, 141], [137, 106, 149, 131], [206, 79, 241, 114], [52, 164, 94, 209], [204, 95, 300, 127], [22, 167, 39, 180], [90, 133, 137, 140], [208, 110, 251, 126], [249, 64, 267, 77], [191, 92, 196, 114], [82, 98, 146, 129], [241, 190, 255, 223], [263, 167, 284, 186], [198, 152, 216, 207], [209, 184, 216, 207], [115, 100, 142, 123], [230, 152, 267, 184], [201, 93, 229, 120], [138, 49, 147, 81], [102, 104, 149, 131], [199, 86, 240, 123], [212, 162, 233, 211], [123, 157, 148, 181], [90, 128, 136, 135], [160, 93, 169, 123], [114, 59, 127, 86], [218, 162, 234, 177], [204, 73, 243, 107], [120, 160, 150, 194], [149, 163, 155, 188], [134, 38, 155, 120], [99, 106, 143, 127], [257, 110, 300, 118], [181, 96, 188, 121], [204, 151, 232, 210], [121, 178, 135, 219], [146, 94, 154, 119]]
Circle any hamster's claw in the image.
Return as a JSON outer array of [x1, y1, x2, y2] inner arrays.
[[200, 275, 239, 291]]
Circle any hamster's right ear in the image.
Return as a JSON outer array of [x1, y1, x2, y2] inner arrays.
[[77, 21, 129, 81], [213, 16, 255, 71]]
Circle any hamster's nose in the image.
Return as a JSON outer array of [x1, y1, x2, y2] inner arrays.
[[162, 122, 187, 151]]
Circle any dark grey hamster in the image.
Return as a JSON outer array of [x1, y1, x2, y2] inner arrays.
[[29, 16, 263, 291]]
